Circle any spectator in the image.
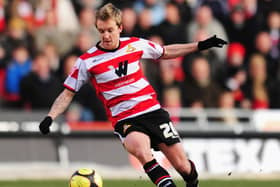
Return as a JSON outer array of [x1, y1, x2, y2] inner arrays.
[[77, 7, 99, 44], [181, 55, 222, 108], [224, 4, 251, 46], [242, 0, 258, 19], [254, 31, 278, 80], [133, 8, 158, 38], [35, 9, 75, 56], [64, 30, 94, 57], [8, 0, 33, 25], [162, 85, 181, 124], [241, 53, 280, 109], [265, 11, 280, 79], [218, 91, 238, 125], [0, 44, 8, 69], [20, 53, 62, 109], [157, 3, 187, 44], [133, 0, 165, 26], [197, 0, 229, 24], [121, 7, 138, 37], [60, 30, 94, 75], [183, 28, 221, 78], [241, 0, 266, 53], [5, 45, 32, 96], [56, 0, 79, 33], [187, 5, 228, 61], [0, 0, 6, 32], [160, 57, 184, 88], [217, 42, 247, 107], [169, 0, 192, 24], [1, 17, 36, 59], [42, 43, 61, 74]]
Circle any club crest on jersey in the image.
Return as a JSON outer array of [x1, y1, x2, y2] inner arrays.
[[126, 44, 136, 53], [115, 60, 128, 77], [123, 123, 132, 134]]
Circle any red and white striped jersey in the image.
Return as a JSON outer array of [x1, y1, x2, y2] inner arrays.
[[64, 37, 164, 126]]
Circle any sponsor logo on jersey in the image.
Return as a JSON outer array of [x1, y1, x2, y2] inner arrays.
[[115, 60, 128, 77], [123, 123, 132, 134], [126, 44, 136, 53]]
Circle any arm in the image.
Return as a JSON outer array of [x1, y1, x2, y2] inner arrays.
[[39, 88, 75, 134], [161, 42, 198, 59], [161, 35, 227, 60], [48, 88, 75, 119]]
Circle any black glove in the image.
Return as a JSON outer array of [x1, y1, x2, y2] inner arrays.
[[39, 116, 53, 135], [198, 35, 227, 51]]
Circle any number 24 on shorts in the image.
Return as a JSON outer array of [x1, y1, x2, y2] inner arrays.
[[160, 122, 179, 138]]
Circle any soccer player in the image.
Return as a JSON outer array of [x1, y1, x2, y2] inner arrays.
[[39, 3, 227, 187]]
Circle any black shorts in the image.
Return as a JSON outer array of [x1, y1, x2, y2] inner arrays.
[[114, 108, 181, 150]]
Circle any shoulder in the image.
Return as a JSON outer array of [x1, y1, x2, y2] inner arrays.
[[120, 37, 141, 46], [79, 46, 101, 61]]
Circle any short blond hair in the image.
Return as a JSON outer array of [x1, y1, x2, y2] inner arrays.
[[95, 3, 122, 27]]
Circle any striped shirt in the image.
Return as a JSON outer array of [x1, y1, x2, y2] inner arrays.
[[64, 37, 164, 126]]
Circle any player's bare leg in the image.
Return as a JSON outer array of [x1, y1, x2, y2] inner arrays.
[[123, 131, 153, 164], [124, 131, 176, 187], [159, 142, 199, 187]]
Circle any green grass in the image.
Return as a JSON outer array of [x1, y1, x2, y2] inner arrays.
[[0, 179, 279, 187]]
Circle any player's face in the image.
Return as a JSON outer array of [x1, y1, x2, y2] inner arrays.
[[96, 18, 123, 50]]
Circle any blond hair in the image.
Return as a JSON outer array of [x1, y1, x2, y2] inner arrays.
[[95, 3, 122, 27]]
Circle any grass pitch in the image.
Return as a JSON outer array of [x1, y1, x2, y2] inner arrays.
[[0, 179, 280, 187]]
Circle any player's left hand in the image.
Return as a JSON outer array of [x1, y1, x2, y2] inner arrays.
[[198, 35, 227, 51]]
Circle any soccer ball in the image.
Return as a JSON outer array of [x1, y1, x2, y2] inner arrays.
[[69, 168, 103, 187]]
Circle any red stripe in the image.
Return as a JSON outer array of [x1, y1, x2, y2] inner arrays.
[[63, 83, 75, 92], [97, 69, 143, 92], [89, 51, 143, 75], [111, 98, 159, 126], [106, 85, 156, 108], [155, 175, 171, 185], [89, 77, 113, 123], [80, 50, 105, 60], [79, 37, 140, 61], [70, 68, 79, 79], [148, 42, 156, 49]]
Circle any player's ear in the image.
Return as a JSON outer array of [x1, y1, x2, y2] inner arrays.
[[119, 24, 123, 33]]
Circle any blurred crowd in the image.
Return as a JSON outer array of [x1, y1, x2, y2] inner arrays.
[[0, 0, 279, 124]]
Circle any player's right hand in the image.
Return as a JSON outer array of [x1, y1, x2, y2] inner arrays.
[[39, 116, 53, 135]]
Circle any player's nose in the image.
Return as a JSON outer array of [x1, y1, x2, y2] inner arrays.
[[103, 31, 110, 39]]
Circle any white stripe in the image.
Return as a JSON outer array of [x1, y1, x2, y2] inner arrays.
[[95, 61, 140, 83], [86, 46, 97, 54], [120, 37, 130, 41], [118, 104, 160, 121], [64, 77, 78, 91], [146, 164, 160, 173], [110, 95, 153, 116], [102, 78, 149, 100], [85, 52, 114, 68], [113, 131, 125, 143], [86, 47, 142, 69], [157, 177, 172, 187]]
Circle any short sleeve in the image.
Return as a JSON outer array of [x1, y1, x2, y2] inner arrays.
[[63, 58, 89, 92], [140, 38, 164, 60]]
